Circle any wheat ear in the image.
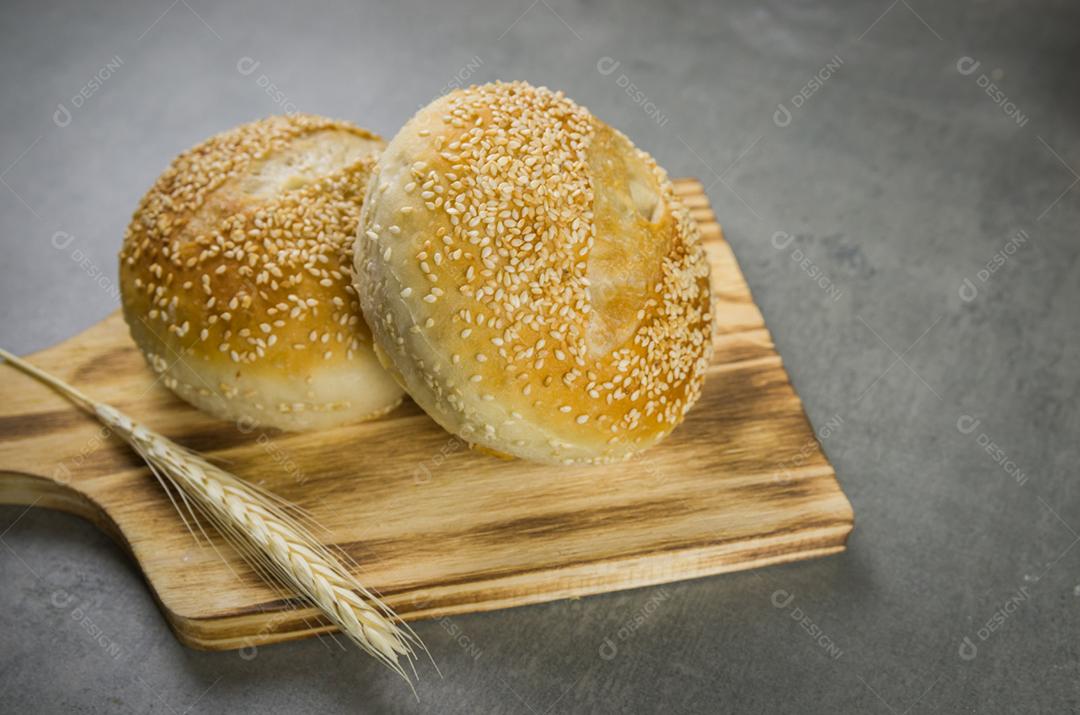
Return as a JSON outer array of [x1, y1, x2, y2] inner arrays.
[[0, 348, 426, 688]]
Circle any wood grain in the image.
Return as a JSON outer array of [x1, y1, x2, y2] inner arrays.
[[0, 179, 853, 650]]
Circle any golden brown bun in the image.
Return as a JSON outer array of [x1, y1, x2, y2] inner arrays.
[[120, 114, 403, 431], [355, 82, 713, 464]]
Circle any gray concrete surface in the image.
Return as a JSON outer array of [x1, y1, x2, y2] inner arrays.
[[2, 0, 1079, 712]]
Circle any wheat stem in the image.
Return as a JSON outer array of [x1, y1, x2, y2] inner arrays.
[[0, 348, 426, 689]]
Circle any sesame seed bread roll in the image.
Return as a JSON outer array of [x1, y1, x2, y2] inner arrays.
[[356, 82, 713, 464], [120, 115, 404, 431]]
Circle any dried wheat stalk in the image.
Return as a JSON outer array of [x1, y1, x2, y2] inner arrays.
[[0, 347, 426, 689]]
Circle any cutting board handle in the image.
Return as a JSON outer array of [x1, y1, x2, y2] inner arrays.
[[0, 320, 160, 536], [0, 469, 125, 544]]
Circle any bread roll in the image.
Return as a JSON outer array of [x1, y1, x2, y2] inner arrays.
[[120, 114, 403, 431], [356, 82, 713, 464]]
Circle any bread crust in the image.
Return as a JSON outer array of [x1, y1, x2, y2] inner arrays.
[[356, 82, 713, 464], [120, 115, 403, 431]]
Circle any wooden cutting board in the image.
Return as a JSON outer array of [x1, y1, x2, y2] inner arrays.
[[0, 179, 853, 651]]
